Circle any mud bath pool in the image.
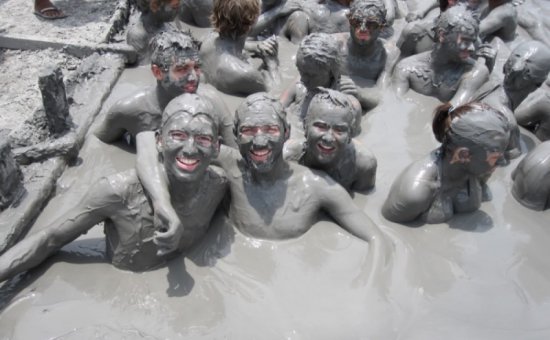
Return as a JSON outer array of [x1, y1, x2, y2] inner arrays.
[[1, 27, 550, 340]]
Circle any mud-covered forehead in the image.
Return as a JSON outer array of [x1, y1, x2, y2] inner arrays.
[[235, 93, 287, 127], [435, 3, 479, 37], [150, 29, 200, 68], [448, 107, 509, 149], [162, 93, 219, 134], [348, 0, 387, 25], [307, 88, 356, 125]]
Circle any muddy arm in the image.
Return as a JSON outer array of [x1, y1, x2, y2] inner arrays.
[[249, 1, 301, 37], [94, 100, 130, 143], [451, 62, 489, 107], [279, 80, 299, 108], [392, 62, 411, 97], [515, 87, 548, 127], [0, 180, 114, 283]]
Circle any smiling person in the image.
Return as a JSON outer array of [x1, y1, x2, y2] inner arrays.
[[392, 4, 489, 107], [0, 94, 228, 283], [95, 28, 235, 148], [382, 102, 510, 224], [285, 87, 377, 192], [136, 93, 387, 280]]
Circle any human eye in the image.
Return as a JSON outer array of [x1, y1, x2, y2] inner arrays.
[[170, 131, 189, 141], [333, 125, 349, 134], [266, 125, 280, 135], [240, 126, 255, 136], [195, 135, 213, 147], [313, 122, 329, 131]]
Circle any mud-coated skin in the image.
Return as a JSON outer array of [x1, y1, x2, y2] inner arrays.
[[479, 1, 517, 42], [94, 85, 236, 148], [179, 0, 213, 27], [393, 5, 488, 107], [515, 83, 550, 141], [136, 93, 387, 284], [511, 141, 550, 211]]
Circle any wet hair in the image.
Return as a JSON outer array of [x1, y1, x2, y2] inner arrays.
[[149, 27, 200, 70], [234, 92, 290, 136], [434, 3, 479, 39], [296, 33, 341, 80], [348, 0, 387, 27], [210, 0, 261, 37], [305, 87, 358, 137], [135, 0, 177, 14], [161, 93, 220, 137], [432, 102, 509, 153]]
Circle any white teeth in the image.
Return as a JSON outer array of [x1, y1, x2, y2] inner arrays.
[[318, 143, 335, 151], [177, 157, 199, 165], [252, 149, 270, 156]]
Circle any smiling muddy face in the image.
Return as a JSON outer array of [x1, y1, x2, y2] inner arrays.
[[235, 93, 289, 173], [159, 95, 220, 182], [434, 4, 479, 64], [304, 89, 355, 165]]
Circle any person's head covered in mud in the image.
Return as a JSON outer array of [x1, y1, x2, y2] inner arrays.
[[295, 33, 341, 91], [210, 0, 261, 38], [347, 0, 387, 46]]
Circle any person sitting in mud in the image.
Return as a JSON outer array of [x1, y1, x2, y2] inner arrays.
[[199, 0, 279, 95], [515, 78, 550, 142], [136, 93, 387, 277], [478, 0, 517, 43], [397, 0, 482, 58], [280, 33, 362, 138], [392, 4, 489, 107], [126, 0, 180, 57], [284, 87, 377, 192], [95, 29, 235, 148], [332, 0, 400, 111], [476, 41, 550, 157], [511, 141, 550, 211], [178, 0, 213, 27], [382, 102, 510, 224], [0, 94, 228, 283]]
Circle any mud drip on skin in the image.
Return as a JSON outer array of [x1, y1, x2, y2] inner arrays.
[[1, 26, 550, 340]]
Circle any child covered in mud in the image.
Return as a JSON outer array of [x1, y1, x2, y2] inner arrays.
[[199, 0, 279, 95], [284, 87, 377, 192], [0, 94, 228, 282], [95, 28, 235, 147], [382, 102, 510, 224]]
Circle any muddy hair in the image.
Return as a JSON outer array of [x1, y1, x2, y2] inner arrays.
[[434, 3, 479, 38], [161, 94, 220, 137], [210, 0, 261, 38], [234, 92, 290, 137], [149, 26, 200, 70], [348, 0, 387, 26], [296, 33, 341, 80], [432, 102, 507, 151], [135, 0, 175, 14], [304, 87, 358, 137]]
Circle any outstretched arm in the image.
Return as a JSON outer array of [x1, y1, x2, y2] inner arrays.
[[515, 86, 549, 128], [451, 61, 489, 107], [0, 180, 115, 283]]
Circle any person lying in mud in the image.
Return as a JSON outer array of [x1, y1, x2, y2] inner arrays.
[[95, 29, 235, 148], [0, 94, 228, 283], [511, 141, 550, 211], [279, 33, 362, 138], [178, 0, 213, 27], [393, 4, 489, 107], [199, 0, 279, 95], [476, 41, 550, 158], [126, 0, 180, 57], [136, 93, 387, 276], [515, 79, 550, 142], [382, 102, 510, 224], [332, 0, 400, 111], [284, 88, 377, 192]]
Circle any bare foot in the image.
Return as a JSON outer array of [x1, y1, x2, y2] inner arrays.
[[34, 0, 67, 20]]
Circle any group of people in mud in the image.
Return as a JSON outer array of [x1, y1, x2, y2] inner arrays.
[[2, 0, 550, 284]]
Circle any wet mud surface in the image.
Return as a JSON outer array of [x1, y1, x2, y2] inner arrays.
[[1, 20, 550, 340]]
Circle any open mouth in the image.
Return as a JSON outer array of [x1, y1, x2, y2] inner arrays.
[[355, 30, 370, 41], [250, 148, 271, 162], [183, 82, 198, 93], [317, 143, 336, 154], [459, 51, 471, 60], [176, 156, 200, 172]]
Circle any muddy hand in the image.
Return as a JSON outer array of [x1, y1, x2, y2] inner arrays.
[[338, 76, 358, 97], [152, 203, 183, 256]]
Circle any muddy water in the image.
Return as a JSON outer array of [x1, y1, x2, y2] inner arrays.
[[2, 24, 550, 340]]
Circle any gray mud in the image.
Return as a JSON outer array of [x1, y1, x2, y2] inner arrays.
[[1, 21, 550, 340]]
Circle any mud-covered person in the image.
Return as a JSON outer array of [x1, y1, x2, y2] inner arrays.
[[95, 28, 235, 148], [332, 0, 400, 111], [280, 33, 362, 138], [179, 0, 213, 28], [200, 0, 279, 95], [136, 93, 388, 283], [126, 0, 180, 57], [0, 94, 228, 283], [511, 141, 550, 211], [392, 4, 489, 107], [284, 87, 377, 192], [382, 102, 510, 224]]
